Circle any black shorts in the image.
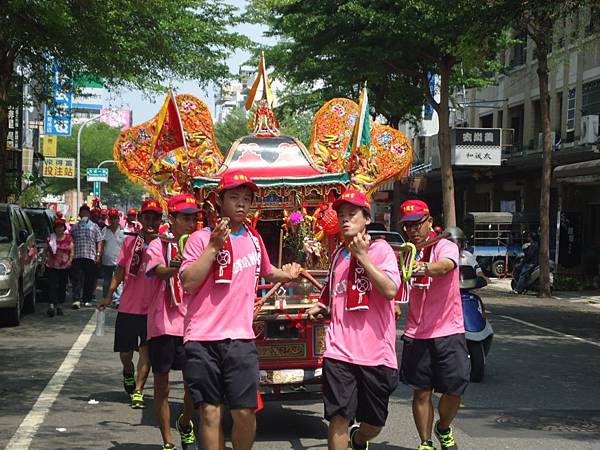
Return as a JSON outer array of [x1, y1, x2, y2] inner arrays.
[[322, 357, 399, 427], [113, 312, 147, 352], [149, 335, 187, 373], [400, 333, 470, 396], [184, 339, 259, 409]]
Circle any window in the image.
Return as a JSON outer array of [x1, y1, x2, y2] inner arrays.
[[509, 33, 527, 68], [566, 88, 576, 142], [582, 79, 600, 116], [585, 5, 600, 36], [0, 212, 12, 243]]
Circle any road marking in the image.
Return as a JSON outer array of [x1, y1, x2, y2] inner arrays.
[[6, 312, 97, 449], [497, 314, 600, 349]]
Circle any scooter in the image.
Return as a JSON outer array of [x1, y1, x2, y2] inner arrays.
[[511, 256, 554, 294], [460, 265, 493, 382]]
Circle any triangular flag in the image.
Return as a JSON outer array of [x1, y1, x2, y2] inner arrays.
[[346, 84, 370, 158], [151, 90, 186, 157], [245, 55, 274, 111]]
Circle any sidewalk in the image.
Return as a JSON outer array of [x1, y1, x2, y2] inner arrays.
[[482, 277, 600, 306]]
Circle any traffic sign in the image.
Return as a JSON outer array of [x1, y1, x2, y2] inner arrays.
[[87, 168, 109, 183]]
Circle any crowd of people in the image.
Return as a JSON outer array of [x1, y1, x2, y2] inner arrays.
[[42, 203, 142, 316], [41, 171, 469, 450]]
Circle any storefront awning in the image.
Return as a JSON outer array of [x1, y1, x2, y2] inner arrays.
[[554, 158, 600, 184]]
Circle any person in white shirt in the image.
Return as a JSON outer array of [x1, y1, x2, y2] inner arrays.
[[101, 209, 125, 305]]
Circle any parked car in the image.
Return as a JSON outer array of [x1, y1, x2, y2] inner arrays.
[[24, 208, 57, 299], [0, 204, 38, 326]]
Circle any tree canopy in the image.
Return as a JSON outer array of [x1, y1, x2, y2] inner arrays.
[[250, 0, 513, 225], [0, 0, 247, 199], [44, 123, 145, 207]]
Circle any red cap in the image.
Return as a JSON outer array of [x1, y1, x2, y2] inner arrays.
[[100, 208, 109, 215], [216, 171, 258, 194], [399, 199, 430, 222], [53, 218, 67, 228], [91, 207, 101, 216], [168, 193, 201, 214], [332, 189, 371, 212], [56, 210, 63, 218], [140, 198, 163, 214], [127, 208, 137, 216], [108, 208, 120, 218]]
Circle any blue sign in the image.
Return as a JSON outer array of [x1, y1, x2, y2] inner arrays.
[[44, 64, 72, 136], [424, 73, 436, 120]]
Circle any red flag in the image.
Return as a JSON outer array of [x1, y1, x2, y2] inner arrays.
[[151, 90, 186, 158], [255, 390, 264, 413]]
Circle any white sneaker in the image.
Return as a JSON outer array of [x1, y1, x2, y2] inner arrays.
[[72, 301, 81, 309]]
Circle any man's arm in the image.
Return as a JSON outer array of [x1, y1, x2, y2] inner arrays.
[[98, 265, 124, 308], [264, 263, 302, 283], [153, 264, 180, 280]]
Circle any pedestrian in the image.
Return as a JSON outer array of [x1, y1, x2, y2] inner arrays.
[[399, 200, 469, 450], [513, 231, 539, 294], [101, 208, 125, 307], [124, 208, 142, 233], [180, 171, 302, 450], [306, 189, 401, 450], [42, 218, 74, 317], [445, 227, 490, 285], [99, 198, 163, 409], [70, 204, 103, 309], [146, 193, 200, 450]]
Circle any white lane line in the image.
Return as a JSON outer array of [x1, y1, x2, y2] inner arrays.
[[6, 312, 97, 449], [497, 314, 600, 349]]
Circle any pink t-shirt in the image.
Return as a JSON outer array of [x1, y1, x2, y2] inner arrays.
[[324, 240, 401, 369], [181, 227, 272, 342], [45, 234, 73, 269], [145, 238, 186, 339], [116, 236, 160, 315], [404, 238, 464, 339]]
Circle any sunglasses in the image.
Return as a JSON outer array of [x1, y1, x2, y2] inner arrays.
[[402, 216, 430, 231]]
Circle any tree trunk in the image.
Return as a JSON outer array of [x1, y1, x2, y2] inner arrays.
[[0, 57, 13, 202], [536, 44, 552, 298], [437, 63, 457, 227]]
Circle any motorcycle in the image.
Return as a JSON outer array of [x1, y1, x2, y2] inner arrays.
[[460, 265, 493, 382], [511, 255, 554, 294]]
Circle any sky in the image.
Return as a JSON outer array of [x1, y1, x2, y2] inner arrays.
[[113, 0, 273, 124]]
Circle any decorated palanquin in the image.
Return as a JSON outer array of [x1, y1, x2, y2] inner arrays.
[[113, 59, 413, 400]]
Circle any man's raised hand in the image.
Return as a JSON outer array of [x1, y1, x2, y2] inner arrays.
[[209, 217, 230, 249]]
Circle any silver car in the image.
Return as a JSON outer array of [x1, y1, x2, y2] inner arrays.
[[0, 204, 38, 326]]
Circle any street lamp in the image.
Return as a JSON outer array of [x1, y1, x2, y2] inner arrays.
[[76, 114, 102, 211]]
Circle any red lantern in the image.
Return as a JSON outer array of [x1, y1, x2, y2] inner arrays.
[[318, 206, 339, 236]]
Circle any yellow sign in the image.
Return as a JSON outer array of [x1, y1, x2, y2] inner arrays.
[[42, 136, 57, 157], [43, 157, 75, 178]]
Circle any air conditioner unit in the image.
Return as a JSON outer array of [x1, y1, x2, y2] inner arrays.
[[537, 131, 556, 150], [581, 115, 600, 144]]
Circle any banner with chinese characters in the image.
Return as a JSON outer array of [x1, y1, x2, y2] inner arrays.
[[43, 158, 76, 178], [452, 128, 502, 166], [44, 63, 73, 136]]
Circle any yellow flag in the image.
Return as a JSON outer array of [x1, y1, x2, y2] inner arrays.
[[245, 55, 274, 110]]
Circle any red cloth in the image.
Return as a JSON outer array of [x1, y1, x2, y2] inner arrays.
[[214, 234, 234, 284], [318, 244, 373, 311], [128, 235, 145, 277], [411, 231, 437, 289]]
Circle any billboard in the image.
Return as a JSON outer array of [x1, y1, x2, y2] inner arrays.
[[44, 64, 72, 136]]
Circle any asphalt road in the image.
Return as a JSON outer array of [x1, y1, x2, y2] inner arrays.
[[1, 281, 600, 450]]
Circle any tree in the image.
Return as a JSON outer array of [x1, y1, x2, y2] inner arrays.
[[44, 123, 146, 207], [0, 0, 246, 200], [510, 0, 590, 297], [250, 0, 510, 226]]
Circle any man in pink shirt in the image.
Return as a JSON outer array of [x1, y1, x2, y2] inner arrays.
[[180, 171, 301, 450], [399, 200, 469, 450], [307, 189, 401, 450], [146, 193, 200, 450], [99, 198, 163, 410]]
